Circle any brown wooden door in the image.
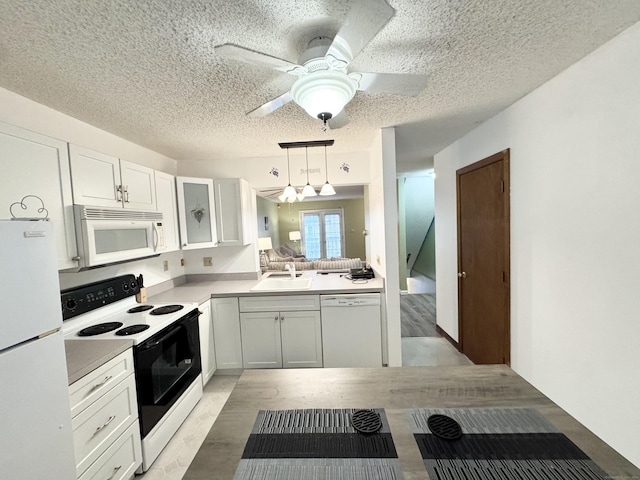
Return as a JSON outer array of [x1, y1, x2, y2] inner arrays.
[[457, 150, 510, 364]]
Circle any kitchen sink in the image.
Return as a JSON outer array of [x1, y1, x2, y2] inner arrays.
[[250, 276, 313, 291], [264, 272, 303, 278]]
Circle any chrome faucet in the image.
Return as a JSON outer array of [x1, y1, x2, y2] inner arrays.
[[284, 263, 296, 279]]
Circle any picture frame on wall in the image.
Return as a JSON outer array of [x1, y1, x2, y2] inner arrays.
[[264, 216, 269, 231]]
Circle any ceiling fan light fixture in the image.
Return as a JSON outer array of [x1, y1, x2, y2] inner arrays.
[[291, 71, 357, 119]]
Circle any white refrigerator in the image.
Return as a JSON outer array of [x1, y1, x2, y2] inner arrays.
[[0, 220, 76, 479]]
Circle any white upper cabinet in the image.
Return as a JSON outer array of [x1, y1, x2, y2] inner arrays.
[[154, 171, 180, 252], [176, 176, 218, 249], [119, 160, 156, 210], [0, 121, 78, 270], [69, 145, 156, 210], [214, 178, 253, 246]]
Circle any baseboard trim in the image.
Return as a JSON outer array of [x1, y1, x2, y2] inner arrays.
[[436, 325, 460, 351]]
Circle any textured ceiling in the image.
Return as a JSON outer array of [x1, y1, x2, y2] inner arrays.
[[1, 1, 639, 173]]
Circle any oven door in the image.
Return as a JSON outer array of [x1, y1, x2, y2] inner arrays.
[[133, 309, 201, 438]]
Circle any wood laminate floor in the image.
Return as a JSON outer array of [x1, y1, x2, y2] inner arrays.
[[400, 293, 438, 337], [183, 366, 640, 480]]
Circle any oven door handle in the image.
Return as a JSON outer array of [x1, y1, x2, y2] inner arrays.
[[141, 324, 184, 349]]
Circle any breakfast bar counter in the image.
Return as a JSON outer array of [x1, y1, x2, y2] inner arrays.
[[183, 365, 640, 480]]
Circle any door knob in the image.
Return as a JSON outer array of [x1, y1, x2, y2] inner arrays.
[[457, 271, 467, 278]]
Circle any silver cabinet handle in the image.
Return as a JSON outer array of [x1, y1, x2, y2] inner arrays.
[[274, 315, 279, 322], [92, 415, 116, 437], [123, 185, 130, 203], [106, 465, 122, 480], [116, 185, 123, 202], [280, 315, 284, 321], [88, 375, 113, 393]]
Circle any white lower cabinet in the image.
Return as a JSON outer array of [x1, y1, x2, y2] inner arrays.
[[211, 297, 243, 369], [239, 295, 322, 369], [198, 299, 217, 384], [69, 349, 142, 480]]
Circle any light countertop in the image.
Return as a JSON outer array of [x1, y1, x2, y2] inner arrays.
[[65, 339, 133, 385], [149, 271, 384, 305]]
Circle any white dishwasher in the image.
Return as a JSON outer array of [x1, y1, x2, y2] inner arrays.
[[320, 293, 382, 368]]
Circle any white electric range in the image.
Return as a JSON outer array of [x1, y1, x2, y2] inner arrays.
[[61, 295, 197, 344], [61, 274, 203, 472]]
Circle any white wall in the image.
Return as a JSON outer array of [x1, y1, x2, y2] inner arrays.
[[435, 22, 640, 467], [0, 87, 177, 173], [368, 128, 402, 367], [179, 149, 372, 191]]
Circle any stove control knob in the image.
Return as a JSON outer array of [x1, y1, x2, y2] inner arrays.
[[123, 283, 129, 291], [130, 281, 137, 289], [65, 298, 77, 311]]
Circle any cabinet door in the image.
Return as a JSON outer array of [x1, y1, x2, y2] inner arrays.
[[120, 160, 156, 210], [240, 312, 282, 369], [154, 171, 180, 251], [211, 297, 243, 369], [198, 300, 216, 384], [176, 176, 218, 249], [281, 310, 323, 368], [0, 122, 78, 270], [69, 144, 121, 208], [214, 178, 251, 246]]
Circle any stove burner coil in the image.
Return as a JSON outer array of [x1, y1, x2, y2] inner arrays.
[[150, 305, 184, 315], [127, 305, 154, 313], [77, 322, 124, 336], [116, 324, 150, 336]]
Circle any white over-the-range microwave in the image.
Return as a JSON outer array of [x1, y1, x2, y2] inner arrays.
[[70, 204, 166, 270]]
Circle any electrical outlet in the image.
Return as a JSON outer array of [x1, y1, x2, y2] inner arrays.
[[203, 257, 213, 267], [163, 260, 169, 271]]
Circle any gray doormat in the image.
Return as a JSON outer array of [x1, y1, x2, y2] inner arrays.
[[406, 407, 609, 479], [234, 408, 403, 479]]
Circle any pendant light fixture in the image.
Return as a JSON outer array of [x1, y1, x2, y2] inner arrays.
[[282, 148, 296, 202], [277, 140, 335, 202], [301, 146, 317, 197], [319, 144, 336, 196]]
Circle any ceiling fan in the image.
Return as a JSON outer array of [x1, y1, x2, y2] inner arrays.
[[214, 0, 427, 129]]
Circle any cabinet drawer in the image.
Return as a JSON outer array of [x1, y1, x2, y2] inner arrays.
[[239, 295, 320, 312], [69, 350, 134, 418], [78, 422, 142, 480], [72, 374, 138, 477]]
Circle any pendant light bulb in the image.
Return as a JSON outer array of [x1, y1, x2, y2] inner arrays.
[[319, 145, 336, 196], [302, 146, 317, 197], [282, 148, 297, 201], [320, 182, 336, 196]]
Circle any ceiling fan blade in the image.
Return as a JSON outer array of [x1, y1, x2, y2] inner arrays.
[[325, 0, 395, 65], [328, 110, 350, 129], [247, 91, 293, 117], [356, 72, 427, 96], [215, 44, 299, 73]]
